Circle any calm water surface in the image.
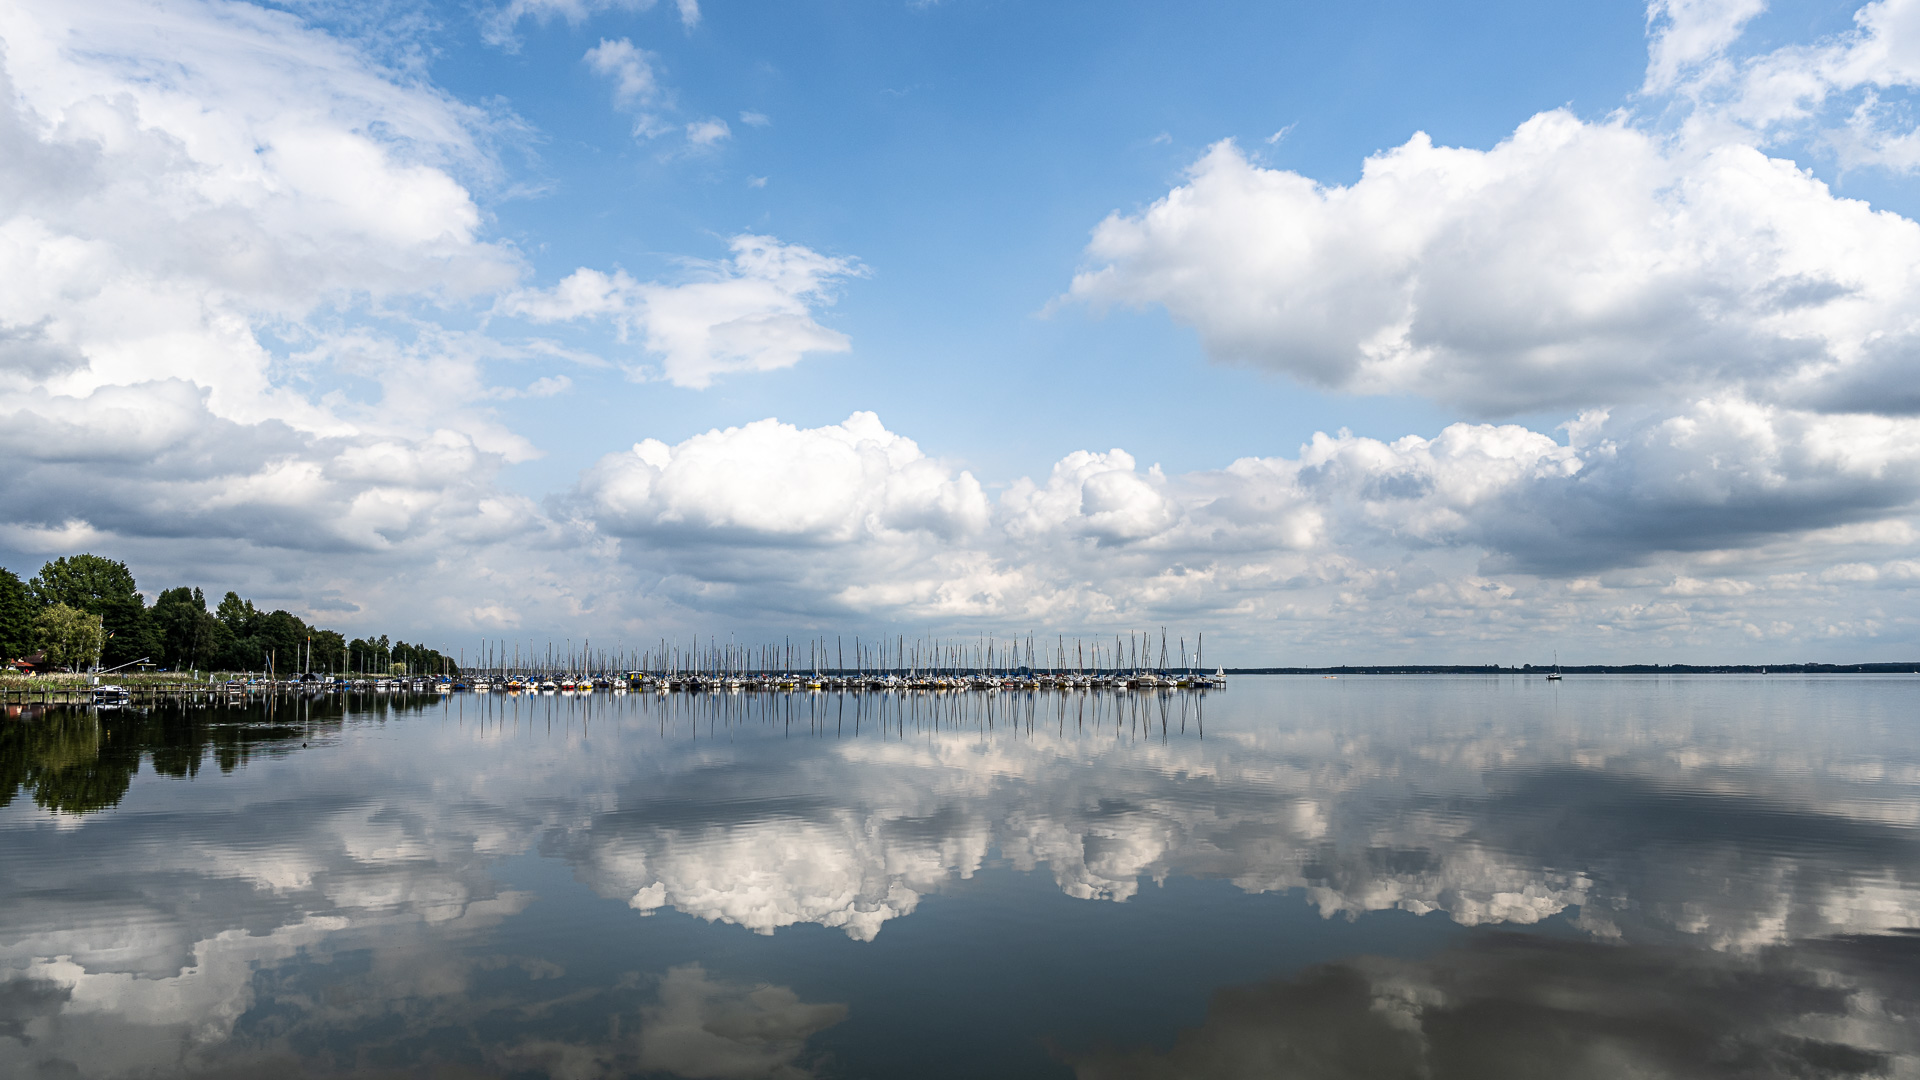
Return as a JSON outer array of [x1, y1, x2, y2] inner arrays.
[[3, 676, 1918, 1078]]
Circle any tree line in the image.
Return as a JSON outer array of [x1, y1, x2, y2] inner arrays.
[[0, 553, 458, 676]]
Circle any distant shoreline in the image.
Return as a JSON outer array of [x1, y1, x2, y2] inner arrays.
[[1223, 664, 1920, 675]]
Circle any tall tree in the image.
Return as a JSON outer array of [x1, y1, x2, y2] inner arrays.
[[33, 603, 105, 670], [151, 587, 215, 671], [0, 568, 31, 660], [212, 592, 259, 671], [310, 629, 346, 674], [29, 555, 156, 667], [256, 609, 308, 675]]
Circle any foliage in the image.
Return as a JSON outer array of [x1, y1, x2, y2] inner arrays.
[[32, 603, 106, 670], [3, 552, 458, 676], [338, 635, 454, 676], [28, 554, 159, 667], [0, 568, 31, 660], [151, 587, 216, 670]]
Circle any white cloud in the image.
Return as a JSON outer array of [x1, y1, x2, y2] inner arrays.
[[483, 0, 698, 49], [1002, 449, 1180, 546], [1069, 113, 1920, 418], [0, 0, 686, 637], [560, 399, 1920, 655], [685, 116, 730, 147], [584, 37, 661, 107], [576, 412, 995, 620], [500, 235, 864, 388], [4, 0, 1920, 663], [1624, 0, 1920, 177], [1010, 0, 1920, 656], [583, 412, 989, 544], [739, 110, 771, 127], [0, 0, 542, 539], [0, 1, 894, 641], [1644, 0, 1768, 93]]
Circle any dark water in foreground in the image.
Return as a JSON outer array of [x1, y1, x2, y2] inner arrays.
[[2, 676, 1918, 1079]]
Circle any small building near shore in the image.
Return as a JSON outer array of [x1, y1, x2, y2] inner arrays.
[[7, 651, 63, 675]]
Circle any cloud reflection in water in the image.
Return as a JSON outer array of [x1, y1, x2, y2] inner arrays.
[[1069, 931, 1920, 1079], [0, 678, 1915, 1076]]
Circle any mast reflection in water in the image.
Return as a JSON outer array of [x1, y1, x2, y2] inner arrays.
[[2, 677, 1916, 1078]]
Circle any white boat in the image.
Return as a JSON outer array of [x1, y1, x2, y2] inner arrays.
[[92, 684, 131, 706]]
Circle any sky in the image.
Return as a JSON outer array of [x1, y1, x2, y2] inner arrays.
[[5, 0, 1920, 663]]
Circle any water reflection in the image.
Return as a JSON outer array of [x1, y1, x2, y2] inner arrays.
[[1070, 931, 1920, 1079], [0, 702, 314, 814], [1, 678, 1916, 1077]]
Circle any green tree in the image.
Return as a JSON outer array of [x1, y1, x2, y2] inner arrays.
[[389, 639, 458, 676], [0, 567, 32, 660], [151, 587, 217, 671], [310, 629, 346, 674], [214, 591, 257, 635], [33, 603, 105, 670], [28, 554, 157, 667], [256, 609, 309, 675], [212, 591, 260, 671], [346, 634, 395, 675]]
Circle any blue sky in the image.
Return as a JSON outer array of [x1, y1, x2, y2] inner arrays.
[[457, 0, 1654, 489], [6, 0, 1920, 661]]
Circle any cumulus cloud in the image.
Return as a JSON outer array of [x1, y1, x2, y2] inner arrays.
[[501, 235, 864, 388], [565, 402, 1920, 653], [7, 0, 1920, 659], [1017, 0, 1920, 649], [1069, 113, 1920, 418], [576, 412, 995, 619], [0, 0, 581, 610], [0, 0, 882, 637], [1069, 0, 1920, 429], [0, 0, 521, 417]]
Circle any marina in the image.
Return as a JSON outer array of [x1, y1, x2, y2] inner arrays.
[[3, 630, 1229, 704]]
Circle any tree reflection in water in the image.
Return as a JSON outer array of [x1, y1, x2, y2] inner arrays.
[[0, 702, 322, 814]]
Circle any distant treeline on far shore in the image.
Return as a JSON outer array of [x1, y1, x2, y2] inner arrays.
[[1227, 663, 1920, 674], [0, 553, 456, 675]]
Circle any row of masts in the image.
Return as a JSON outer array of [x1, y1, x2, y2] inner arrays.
[[456, 629, 1223, 685]]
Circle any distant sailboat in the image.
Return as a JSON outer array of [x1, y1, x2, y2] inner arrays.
[[1547, 651, 1562, 681]]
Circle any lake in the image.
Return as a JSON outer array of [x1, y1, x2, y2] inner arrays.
[[3, 676, 1917, 1078]]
